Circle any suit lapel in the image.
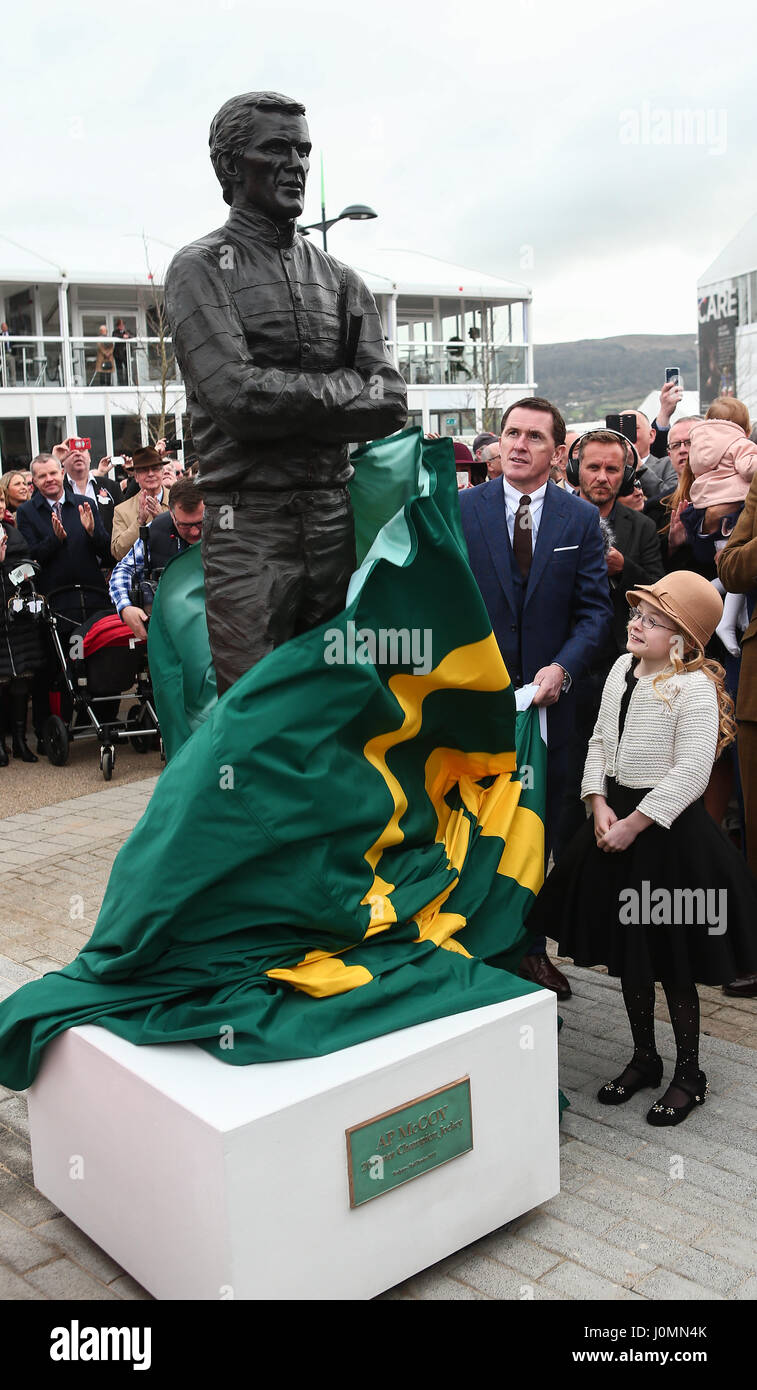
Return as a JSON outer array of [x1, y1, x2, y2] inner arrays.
[[524, 481, 572, 604], [33, 490, 54, 533], [478, 479, 518, 616], [611, 503, 630, 552]]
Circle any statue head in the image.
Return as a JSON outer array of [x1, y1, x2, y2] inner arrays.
[[209, 91, 310, 222]]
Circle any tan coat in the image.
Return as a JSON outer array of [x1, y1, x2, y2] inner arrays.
[[94, 339, 115, 376], [718, 473, 757, 722], [111, 488, 171, 562]]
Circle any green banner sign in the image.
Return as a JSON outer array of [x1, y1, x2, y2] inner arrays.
[[346, 1077, 473, 1207]]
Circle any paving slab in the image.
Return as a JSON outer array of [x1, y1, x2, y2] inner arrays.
[[0, 782, 756, 1302]]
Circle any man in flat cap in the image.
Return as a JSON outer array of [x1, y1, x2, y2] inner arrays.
[[165, 91, 407, 693]]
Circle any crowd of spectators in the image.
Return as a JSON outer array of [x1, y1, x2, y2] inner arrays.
[[0, 436, 201, 765], [455, 378, 757, 1001], [2, 388, 756, 1000]]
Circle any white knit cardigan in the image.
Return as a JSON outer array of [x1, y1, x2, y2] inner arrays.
[[581, 654, 720, 829]]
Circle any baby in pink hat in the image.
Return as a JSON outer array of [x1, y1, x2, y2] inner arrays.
[[688, 417, 757, 510], [688, 400, 756, 655]]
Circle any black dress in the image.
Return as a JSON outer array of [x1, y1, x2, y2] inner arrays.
[[525, 661, 757, 987]]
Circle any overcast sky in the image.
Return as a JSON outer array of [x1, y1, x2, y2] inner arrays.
[[4, 0, 755, 342]]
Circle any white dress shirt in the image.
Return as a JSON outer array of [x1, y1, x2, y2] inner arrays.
[[68, 476, 98, 503], [502, 476, 548, 546]]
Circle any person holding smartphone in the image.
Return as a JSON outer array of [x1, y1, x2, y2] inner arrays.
[[649, 373, 685, 459], [618, 409, 677, 498]]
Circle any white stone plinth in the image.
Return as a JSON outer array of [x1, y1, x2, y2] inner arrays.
[[28, 989, 559, 1300]]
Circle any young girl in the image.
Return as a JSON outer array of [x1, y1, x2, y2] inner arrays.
[[525, 570, 757, 1126]]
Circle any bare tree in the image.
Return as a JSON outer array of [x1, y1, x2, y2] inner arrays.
[[141, 236, 182, 443]]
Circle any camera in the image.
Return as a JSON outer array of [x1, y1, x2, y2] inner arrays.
[[67, 436, 91, 452], [128, 575, 157, 609], [163, 437, 183, 453]]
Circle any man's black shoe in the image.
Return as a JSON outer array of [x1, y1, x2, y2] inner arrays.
[[723, 975, 757, 998], [519, 952, 572, 1000]]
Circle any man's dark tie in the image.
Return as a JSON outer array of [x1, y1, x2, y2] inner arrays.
[[513, 494, 532, 578], [52, 501, 63, 523]]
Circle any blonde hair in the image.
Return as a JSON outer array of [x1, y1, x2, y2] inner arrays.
[[661, 461, 694, 531], [0, 470, 26, 511], [652, 638, 736, 757], [706, 396, 751, 434]]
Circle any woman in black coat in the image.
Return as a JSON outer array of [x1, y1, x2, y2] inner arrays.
[[0, 516, 46, 765]]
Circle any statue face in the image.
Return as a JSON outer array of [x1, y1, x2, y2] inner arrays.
[[234, 110, 311, 221]]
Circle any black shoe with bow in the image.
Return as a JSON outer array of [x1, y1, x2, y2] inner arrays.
[[647, 1071, 708, 1127], [597, 1053, 664, 1105]]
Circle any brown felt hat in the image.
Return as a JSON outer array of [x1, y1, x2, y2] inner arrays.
[[132, 447, 163, 473], [626, 572, 723, 651]]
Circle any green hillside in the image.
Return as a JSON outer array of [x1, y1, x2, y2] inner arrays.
[[533, 334, 698, 423]]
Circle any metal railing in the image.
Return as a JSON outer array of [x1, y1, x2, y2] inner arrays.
[[388, 341, 527, 387], [0, 336, 180, 389], [69, 337, 180, 389], [0, 334, 529, 392], [0, 337, 64, 388]]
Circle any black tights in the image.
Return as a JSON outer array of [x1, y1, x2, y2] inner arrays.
[[0, 678, 31, 737], [619, 976, 701, 1106]]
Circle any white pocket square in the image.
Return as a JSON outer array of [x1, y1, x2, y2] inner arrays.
[[553, 545, 578, 552]]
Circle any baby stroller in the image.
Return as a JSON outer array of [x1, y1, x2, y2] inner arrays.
[[40, 581, 162, 780]]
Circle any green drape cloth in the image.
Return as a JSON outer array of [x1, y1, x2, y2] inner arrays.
[[0, 429, 552, 1092]]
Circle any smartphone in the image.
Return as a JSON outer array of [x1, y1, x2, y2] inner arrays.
[[619, 412, 637, 444], [665, 366, 682, 390], [606, 413, 637, 444]]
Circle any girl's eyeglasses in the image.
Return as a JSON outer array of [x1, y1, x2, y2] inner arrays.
[[627, 606, 677, 632]]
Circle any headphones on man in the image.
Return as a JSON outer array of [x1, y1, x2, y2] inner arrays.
[[565, 429, 640, 496]]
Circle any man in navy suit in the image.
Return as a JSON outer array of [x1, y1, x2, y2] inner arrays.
[[459, 398, 613, 999], [17, 454, 112, 749], [17, 454, 111, 622]]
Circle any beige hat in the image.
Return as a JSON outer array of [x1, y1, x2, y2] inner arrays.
[[626, 571, 723, 651]]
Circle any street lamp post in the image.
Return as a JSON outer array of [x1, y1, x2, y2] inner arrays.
[[298, 154, 377, 251], [299, 204, 378, 252]]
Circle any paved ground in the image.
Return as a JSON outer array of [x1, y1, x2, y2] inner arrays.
[[0, 776, 756, 1301], [0, 723, 162, 818]]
